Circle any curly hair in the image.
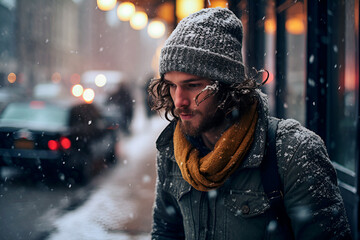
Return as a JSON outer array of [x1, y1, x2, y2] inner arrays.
[[147, 73, 265, 121]]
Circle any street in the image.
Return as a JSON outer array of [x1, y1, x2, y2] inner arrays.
[[0, 173, 84, 240], [0, 116, 168, 240]]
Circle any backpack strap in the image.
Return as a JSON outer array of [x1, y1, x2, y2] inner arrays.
[[261, 117, 294, 238]]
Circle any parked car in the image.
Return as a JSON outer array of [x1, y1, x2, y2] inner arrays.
[[0, 87, 26, 114], [0, 99, 118, 183]]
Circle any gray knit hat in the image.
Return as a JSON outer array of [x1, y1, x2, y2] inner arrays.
[[159, 7, 245, 84]]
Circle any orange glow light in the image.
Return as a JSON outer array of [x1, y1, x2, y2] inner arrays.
[[157, 2, 174, 24], [176, 0, 204, 20], [97, 0, 116, 11], [117, 2, 135, 21], [130, 11, 148, 30], [265, 19, 276, 34], [208, 0, 228, 8], [286, 17, 305, 35], [8, 73, 16, 83]]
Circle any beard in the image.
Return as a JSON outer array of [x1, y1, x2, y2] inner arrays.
[[176, 108, 226, 137]]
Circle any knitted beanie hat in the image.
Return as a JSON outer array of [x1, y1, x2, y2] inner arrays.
[[159, 7, 245, 84]]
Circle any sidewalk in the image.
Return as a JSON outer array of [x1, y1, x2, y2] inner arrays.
[[48, 116, 167, 240]]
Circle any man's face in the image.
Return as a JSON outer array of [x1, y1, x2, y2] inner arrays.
[[164, 71, 224, 136]]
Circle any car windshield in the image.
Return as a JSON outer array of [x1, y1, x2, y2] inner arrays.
[[0, 102, 69, 130]]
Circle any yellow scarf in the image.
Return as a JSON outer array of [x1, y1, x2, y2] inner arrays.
[[173, 104, 258, 192]]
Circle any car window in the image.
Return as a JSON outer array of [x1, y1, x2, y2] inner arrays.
[[0, 102, 69, 130]]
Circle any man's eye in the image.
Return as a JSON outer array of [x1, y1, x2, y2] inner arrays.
[[167, 83, 176, 88], [188, 84, 201, 88]]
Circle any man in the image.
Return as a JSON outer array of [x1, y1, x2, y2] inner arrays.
[[149, 7, 351, 239]]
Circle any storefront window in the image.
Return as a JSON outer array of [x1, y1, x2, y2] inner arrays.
[[284, 2, 306, 125], [328, 0, 359, 172], [263, 0, 276, 115], [263, 0, 306, 124]]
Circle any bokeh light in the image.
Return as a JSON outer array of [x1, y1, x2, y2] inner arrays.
[[95, 74, 107, 87], [97, 0, 116, 11], [286, 16, 305, 35], [48, 140, 59, 151], [70, 73, 81, 84], [265, 19, 276, 34], [51, 72, 61, 83], [176, 0, 204, 20], [117, 2, 135, 21], [83, 88, 95, 103], [8, 73, 16, 83], [208, 0, 228, 8], [157, 2, 174, 25], [71, 84, 84, 97], [130, 11, 148, 30], [147, 20, 166, 39], [60, 137, 71, 149]]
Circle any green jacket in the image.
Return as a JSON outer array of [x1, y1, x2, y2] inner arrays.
[[151, 92, 351, 239]]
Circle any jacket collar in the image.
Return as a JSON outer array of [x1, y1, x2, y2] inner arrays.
[[156, 120, 176, 152], [240, 90, 268, 169]]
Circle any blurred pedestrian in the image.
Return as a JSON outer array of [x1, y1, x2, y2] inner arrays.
[[107, 82, 134, 135], [148, 7, 351, 239]]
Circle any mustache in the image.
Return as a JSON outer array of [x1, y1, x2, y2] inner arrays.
[[174, 108, 197, 116]]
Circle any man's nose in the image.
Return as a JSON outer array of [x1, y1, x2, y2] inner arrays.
[[173, 87, 190, 108]]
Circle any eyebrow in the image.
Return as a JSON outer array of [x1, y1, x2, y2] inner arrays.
[[163, 77, 206, 83]]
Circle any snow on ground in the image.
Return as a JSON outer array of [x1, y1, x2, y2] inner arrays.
[[48, 115, 168, 240]]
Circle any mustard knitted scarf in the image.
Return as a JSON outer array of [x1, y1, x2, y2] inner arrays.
[[173, 104, 258, 192]]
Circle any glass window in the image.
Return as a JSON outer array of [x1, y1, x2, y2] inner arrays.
[[328, 0, 359, 172], [262, 0, 306, 123], [284, 2, 306, 125], [0, 102, 69, 129], [263, 0, 276, 115]]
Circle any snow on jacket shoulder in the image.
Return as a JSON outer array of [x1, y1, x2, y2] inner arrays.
[[275, 118, 351, 239]]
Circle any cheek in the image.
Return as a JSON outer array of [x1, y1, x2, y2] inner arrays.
[[185, 93, 200, 108], [200, 97, 218, 113]]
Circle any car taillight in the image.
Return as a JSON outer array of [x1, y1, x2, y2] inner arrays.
[[60, 137, 71, 149], [48, 140, 59, 151], [48, 137, 71, 151]]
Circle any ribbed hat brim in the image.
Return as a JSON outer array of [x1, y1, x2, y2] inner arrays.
[[160, 45, 245, 84]]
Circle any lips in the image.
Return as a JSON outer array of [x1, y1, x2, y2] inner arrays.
[[175, 108, 194, 120], [180, 113, 193, 120]]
